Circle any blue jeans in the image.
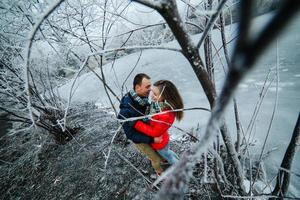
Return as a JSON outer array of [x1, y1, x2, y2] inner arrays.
[[157, 144, 179, 165]]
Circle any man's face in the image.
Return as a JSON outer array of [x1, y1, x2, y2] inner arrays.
[[135, 78, 151, 97]]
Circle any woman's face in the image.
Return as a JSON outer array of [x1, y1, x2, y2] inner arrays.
[[151, 86, 163, 102]]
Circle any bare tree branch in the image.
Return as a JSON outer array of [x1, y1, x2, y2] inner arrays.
[[24, 0, 66, 126], [104, 125, 122, 169], [115, 151, 158, 189], [252, 40, 280, 186], [197, 0, 227, 49]]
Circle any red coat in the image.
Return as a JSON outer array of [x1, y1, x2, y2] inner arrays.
[[134, 109, 175, 150]]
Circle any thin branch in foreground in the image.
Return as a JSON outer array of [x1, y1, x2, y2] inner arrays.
[[252, 40, 280, 186], [63, 57, 90, 131], [118, 107, 210, 123], [24, 0, 66, 126], [121, 50, 143, 96], [104, 125, 122, 169], [115, 151, 158, 190]]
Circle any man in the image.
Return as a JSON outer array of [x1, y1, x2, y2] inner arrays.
[[117, 73, 164, 174]]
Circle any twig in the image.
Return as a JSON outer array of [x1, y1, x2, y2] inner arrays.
[[252, 40, 280, 186], [196, 0, 228, 49], [121, 50, 143, 96], [115, 151, 158, 189], [208, 148, 229, 184], [104, 125, 122, 169], [24, 0, 66, 126], [246, 71, 274, 144], [118, 107, 210, 123]]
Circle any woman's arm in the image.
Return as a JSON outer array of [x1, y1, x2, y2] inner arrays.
[[134, 113, 175, 137]]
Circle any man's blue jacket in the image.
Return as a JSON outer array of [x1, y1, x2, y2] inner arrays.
[[117, 92, 154, 144]]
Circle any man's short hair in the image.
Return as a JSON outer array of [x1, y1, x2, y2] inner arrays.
[[133, 73, 150, 89]]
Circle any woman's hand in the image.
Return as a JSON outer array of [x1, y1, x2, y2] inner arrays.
[[154, 135, 163, 143]]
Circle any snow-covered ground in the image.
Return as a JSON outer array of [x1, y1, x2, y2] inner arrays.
[[58, 12, 300, 196]]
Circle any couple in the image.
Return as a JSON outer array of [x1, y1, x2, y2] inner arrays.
[[117, 73, 183, 175]]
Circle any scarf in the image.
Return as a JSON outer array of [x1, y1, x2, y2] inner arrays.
[[142, 101, 170, 123], [129, 90, 149, 106], [148, 101, 170, 114]]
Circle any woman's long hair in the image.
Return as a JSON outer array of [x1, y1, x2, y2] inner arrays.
[[154, 80, 184, 121]]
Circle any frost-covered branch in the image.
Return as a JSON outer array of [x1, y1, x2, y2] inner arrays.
[[203, 0, 214, 81], [115, 151, 157, 189], [24, 0, 66, 126], [209, 148, 229, 184], [252, 41, 280, 186], [63, 57, 89, 131], [121, 51, 143, 96], [101, 22, 202, 40], [86, 65, 121, 102], [196, 0, 227, 49], [219, 7, 243, 154], [89, 45, 182, 57], [118, 107, 210, 123], [104, 125, 122, 169], [246, 70, 274, 144]]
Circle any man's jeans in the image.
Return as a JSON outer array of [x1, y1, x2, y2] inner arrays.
[[158, 144, 179, 165]]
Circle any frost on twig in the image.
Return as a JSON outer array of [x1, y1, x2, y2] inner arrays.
[[24, 0, 66, 127]]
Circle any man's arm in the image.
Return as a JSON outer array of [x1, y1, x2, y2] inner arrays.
[[118, 98, 155, 144], [129, 128, 154, 144], [117, 94, 164, 144], [135, 113, 175, 137], [117, 104, 135, 120]]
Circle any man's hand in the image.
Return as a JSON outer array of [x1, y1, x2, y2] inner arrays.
[[154, 135, 163, 143]]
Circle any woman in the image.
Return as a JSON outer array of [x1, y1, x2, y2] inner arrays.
[[134, 80, 184, 170]]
